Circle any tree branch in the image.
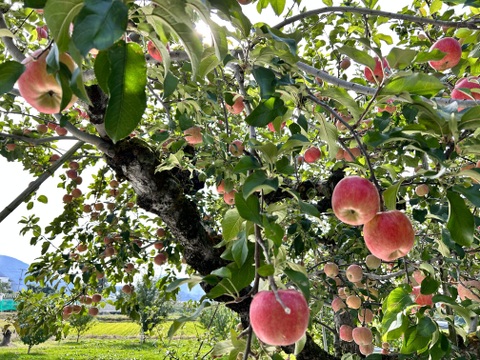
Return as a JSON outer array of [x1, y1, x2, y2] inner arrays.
[[0, 13, 25, 62]]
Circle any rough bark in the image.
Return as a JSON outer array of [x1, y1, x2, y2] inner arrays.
[[0, 329, 11, 346]]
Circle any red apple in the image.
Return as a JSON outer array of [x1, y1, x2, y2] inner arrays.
[[346, 295, 362, 309], [154, 252, 168, 266], [363, 210, 415, 261], [358, 308, 374, 324], [324, 262, 339, 278], [36, 124, 48, 133], [216, 180, 226, 194], [411, 286, 433, 306], [17, 49, 78, 114], [249, 289, 310, 346], [91, 294, 102, 303], [428, 37, 462, 71], [346, 264, 363, 283], [451, 77, 480, 106], [340, 57, 351, 70], [304, 147, 322, 163], [226, 95, 244, 115], [55, 126, 68, 136], [458, 280, 480, 301], [156, 228, 166, 237], [154, 241, 164, 250], [364, 57, 389, 83], [339, 325, 353, 342], [36, 26, 48, 40], [352, 326, 373, 346], [122, 284, 133, 294], [88, 307, 99, 316], [147, 40, 163, 62], [343, 147, 361, 162], [223, 190, 236, 205], [267, 121, 286, 132], [237, 0, 252, 4], [331, 176, 380, 226], [184, 126, 203, 145], [229, 140, 244, 156], [331, 297, 346, 313], [5, 143, 16, 152]]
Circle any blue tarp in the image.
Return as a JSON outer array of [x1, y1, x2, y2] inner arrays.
[[0, 299, 16, 311]]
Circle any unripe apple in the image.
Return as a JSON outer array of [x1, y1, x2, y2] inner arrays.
[[184, 126, 203, 145], [324, 262, 339, 278], [331, 176, 380, 226], [346, 295, 362, 309], [249, 289, 310, 346], [17, 49, 78, 114], [88, 307, 99, 316], [339, 325, 353, 342], [411, 286, 433, 306], [458, 280, 480, 301], [352, 326, 373, 346], [363, 210, 415, 261], [415, 184, 429, 197], [358, 308, 374, 324], [154, 252, 167, 266], [364, 57, 389, 83], [304, 147, 322, 163], [147, 40, 163, 62], [428, 37, 462, 71], [229, 140, 244, 156], [359, 343, 374, 356], [365, 254, 381, 270], [223, 190, 236, 205], [346, 264, 363, 283], [331, 297, 346, 313], [226, 95, 245, 115], [340, 57, 351, 70]]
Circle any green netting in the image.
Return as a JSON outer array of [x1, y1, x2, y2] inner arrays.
[[0, 299, 16, 311]]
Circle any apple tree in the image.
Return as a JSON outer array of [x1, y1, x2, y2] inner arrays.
[[0, 0, 479, 358]]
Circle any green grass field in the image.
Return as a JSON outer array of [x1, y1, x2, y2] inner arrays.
[[0, 318, 212, 359]]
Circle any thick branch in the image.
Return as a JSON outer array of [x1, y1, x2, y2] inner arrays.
[[0, 13, 25, 62], [274, 6, 480, 30]]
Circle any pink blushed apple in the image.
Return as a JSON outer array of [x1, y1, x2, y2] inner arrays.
[[324, 262, 339, 278], [458, 280, 480, 301], [184, 126, 203, 145], [346, 264, 363, 283], [428, 37, 462, 71], [364, 57, 389, 83], [226, 95, 245, 115], [249, 289, 310, 346], [304, 147, 322, 163], [229, 140, 244, 157], [363, 210, 415, 261], [352, 326, 373, 346], [411, 286, 433, 306], [339, 325, 353, 342], [331, 176, 380, 226]]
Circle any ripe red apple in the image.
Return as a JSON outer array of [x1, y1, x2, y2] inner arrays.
[[451, 77, 480, 106], [76, 243, 87, 252], [340, 57, 351, 70], [63, 194, 73, 203], [17, 49, 78, 114], [249, 289, 310, 346], [55, 126, 68, 136], [343, 147, 361, 162], [154, 252, 167, 266], [36, 25, 48, 40], [331, 297, 346, 313], [66, 169, 78, 179], [124, 263, 135, 273], [415, 184, 429, 197], [365, 254, 381, 269], [91, 294, 102, 303], [267, 121, 286, 132], [358, 308, 374, 324], [331, 176, 380, 226], [352, 326, 373, 346], [109, 179, 119, 188], [216, 180, 226, 194], [338, 287, 349, 299], [363, 210, 415, 261], [346, 264, 363, 283], [304, 147, 322, 163], [237, 0, 252, 4], [72, 305, 82, 314], [364, 57, 389, 83], [223, 190, 236, 205], [428, 37, 462, 71], [323, 262, 339, 278], [154, 241, 164, 250], [122, 284, 133, 294], [346, 295, 362, 309], [184, 126, 203, 145], [339, 325, 353, 342], [412, 270, 426, 286], [88, 307, 99, 316], [69, 161, 79, 170], [458, 280, 480, 301], [229, 140, 244, 156], [5, 143, 16, 152], [156, 228, 166, 237], [226, 95, 244, 115], [411, 286, 433, 306], [147, 40, 163, 62]]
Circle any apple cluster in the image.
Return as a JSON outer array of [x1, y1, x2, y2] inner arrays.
[[62, 293, 103, 319], [331, 176, 415, 262]]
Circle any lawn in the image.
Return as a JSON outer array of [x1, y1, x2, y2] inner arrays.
[[0, 318, 212, 359]]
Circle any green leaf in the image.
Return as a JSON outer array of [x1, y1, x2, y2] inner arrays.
[[245, 97, 287, 127], [452, 184, 480, 207], [234, 193, 262, 225], [382, 72, 445, 98], [386, 47, 417, 70], [104, 42, 147, 143], [221, 208, 244, 242], [44, 0, 83, 52], [243, 170, 279, 198], [284, 267, 310, 300], [163, 72, 179, 98], [0, 61, 25, 95], [93, 50, 111, 94], [257, 264, 274, 277], [252, 66, 277, 100], [446, 190, 474, 247], [233, 156, 262, 174], [168, 301, 208, 337], [420, 277, 440, 295], [319, 87, 362, 121], [72, 0, 128, 56], [383, 179, 404, 211], [232, 236, 249, 268], [25, 0, 47, 8], [460, 106, 480, 130], [382, 312, 409, 341], [299, 200, 320, 217], [145, 1, 203, 77], [401, 325, 432, 354], [269, 0, 286, 15], [383, 287, 413, 314], [208, 0, 252, 37], [37, 195, 48, 204], [337, 45, 376, 70], [317, 117, 338, 159]]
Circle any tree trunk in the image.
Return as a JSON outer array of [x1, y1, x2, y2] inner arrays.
[[0, 329, 11, 346]]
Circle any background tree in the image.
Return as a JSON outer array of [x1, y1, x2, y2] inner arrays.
[[68, 313, 96, 343], [0, 0, 479, 359]]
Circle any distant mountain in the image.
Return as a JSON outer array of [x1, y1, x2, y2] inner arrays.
[[178, 283, 205, 301], [0, 255, 29, 291]]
